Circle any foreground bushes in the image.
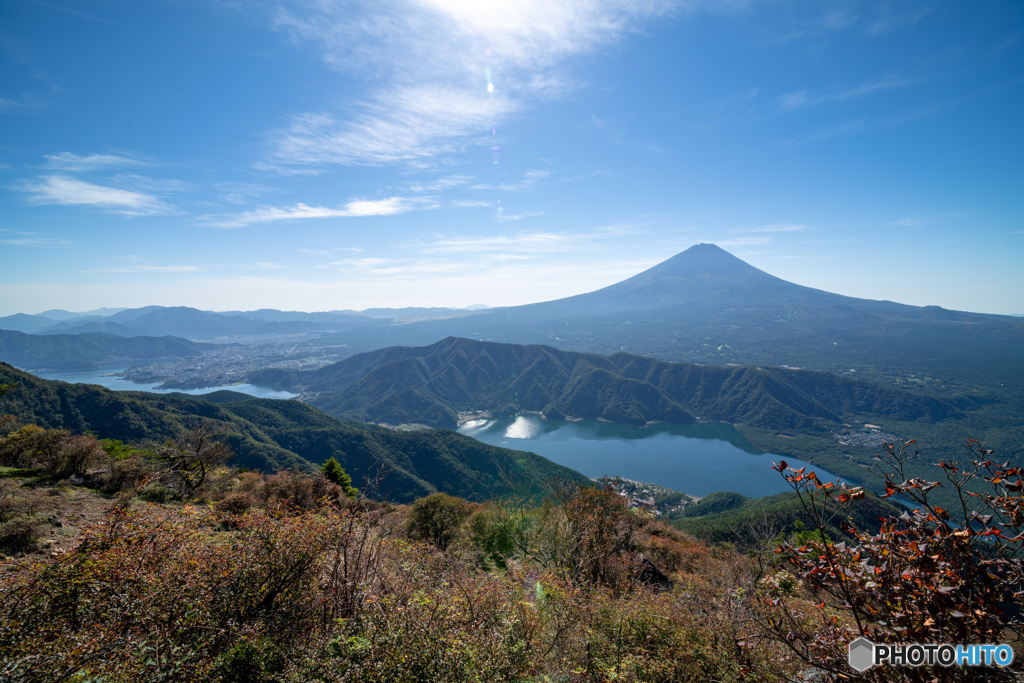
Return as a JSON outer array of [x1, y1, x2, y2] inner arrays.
[[760, 440, 1024, 682], [0, 484, 805, 682]]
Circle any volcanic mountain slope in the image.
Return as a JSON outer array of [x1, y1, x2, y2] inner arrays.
[[7, 245, 1021, 387], [0, 363, 587, 503], [373, 244, 1024, 386], [250, 337, 960, 431]]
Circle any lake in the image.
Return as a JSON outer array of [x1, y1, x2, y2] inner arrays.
[[458, 414, 843, 498], [35, 363, 299, 400]]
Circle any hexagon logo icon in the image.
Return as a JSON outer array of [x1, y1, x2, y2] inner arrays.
[[848, 637, 876, 672]]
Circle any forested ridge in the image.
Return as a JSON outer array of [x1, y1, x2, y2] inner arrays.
[[0, 362, 586, 503], [252, 337, 961, 432]]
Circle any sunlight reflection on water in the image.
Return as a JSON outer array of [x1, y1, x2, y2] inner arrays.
[[504, 415, 540, 439], [459, 414, 846, 498]]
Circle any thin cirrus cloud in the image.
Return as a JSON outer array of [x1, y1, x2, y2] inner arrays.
[[777, 75, 916, 111], [18, 175, 173, 215], [782, 118, 867, 145], [421, 231, 580, 254], [0, 235, 72, 247], [77, 264, 202, 274], [43, 152, 147, 171], [262, 0, 677, 169], [746, 223, 810, 233], [323, 257, 473, 277], [201, 197, 422, 228]]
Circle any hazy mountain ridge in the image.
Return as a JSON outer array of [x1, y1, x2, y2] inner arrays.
[[0, 329, 216, 372], [251, 337, 959, 432], [0, 363, 587, 503], [0, 305, 483, 340], [4, 244, 1021, 388]]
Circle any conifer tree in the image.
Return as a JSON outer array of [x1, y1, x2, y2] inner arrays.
[[321, 456, 357, 498]]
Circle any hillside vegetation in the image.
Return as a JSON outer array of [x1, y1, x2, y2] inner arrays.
[[0, 329, 215, 372], [252, 336, 959, 432], [0, 363, 587, 503], [1, 407, 1019, 681]]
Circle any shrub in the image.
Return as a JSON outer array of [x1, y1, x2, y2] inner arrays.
[[0, 425, 67, 469], [469, 506, 517, 567], [0, 480, 47, 554], [490, 484, 649, 588], [102, 454, 155, 494], [151, 422, 235, 496], [0, 516, 41, 554], [406, 492, 472, 550], [216, 490, 257, 515], [41, 433, 104, 480], [264, 469, 345, 509], [0, 504, 361, 681], [759, 440, 1024, 682]]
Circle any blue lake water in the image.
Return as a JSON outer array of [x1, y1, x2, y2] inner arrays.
[[34, 364, 299, 400], [458, 414, 843, 498]]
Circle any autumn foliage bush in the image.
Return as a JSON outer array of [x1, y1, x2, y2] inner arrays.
[[759, 440, 1024, 681], [0, 474, 811, 682]]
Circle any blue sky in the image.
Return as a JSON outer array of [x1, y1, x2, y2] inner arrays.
[[1, 0, 1021, 316]]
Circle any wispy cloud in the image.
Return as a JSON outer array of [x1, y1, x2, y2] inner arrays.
[[215, 181, 275, 205], [112, 174, 192, 193], [44, 152, 146, 171], [421, 231, 579, 254], [261, 0, 676, 169], [469, 168, 552, 192], [746, 223, 810, 233], [201, 197, 426, 228], [711, 235, 773, 248], [78, 264, 201, 274], [130, 265, 201, 272], [760, 1, 931, 43], [17, 175, 174, 215], [778, 75, 915, 111], [322, 257, 472, 276], [407, 175, 475, 193], [0, 235, 72, 247], [782, 118, 866, 145], [892, 217, 926, 227]]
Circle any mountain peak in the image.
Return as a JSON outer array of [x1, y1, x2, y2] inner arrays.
[[641, 243, 764, 278], [563, 243, 794, 309]]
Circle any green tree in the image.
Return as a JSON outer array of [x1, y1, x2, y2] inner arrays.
[[320, 456, 357, 498]]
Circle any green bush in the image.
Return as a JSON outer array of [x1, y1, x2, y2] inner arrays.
[[406, 492, 471, 550]]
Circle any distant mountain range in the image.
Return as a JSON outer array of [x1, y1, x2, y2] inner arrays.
[[0, 330, 217, 372], [250, 337, 960, 432], [0, 305, 485, 338], [1, 245, 1018, 377], [6, 244, 1019, 384], [0, 363, 586, 503]]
